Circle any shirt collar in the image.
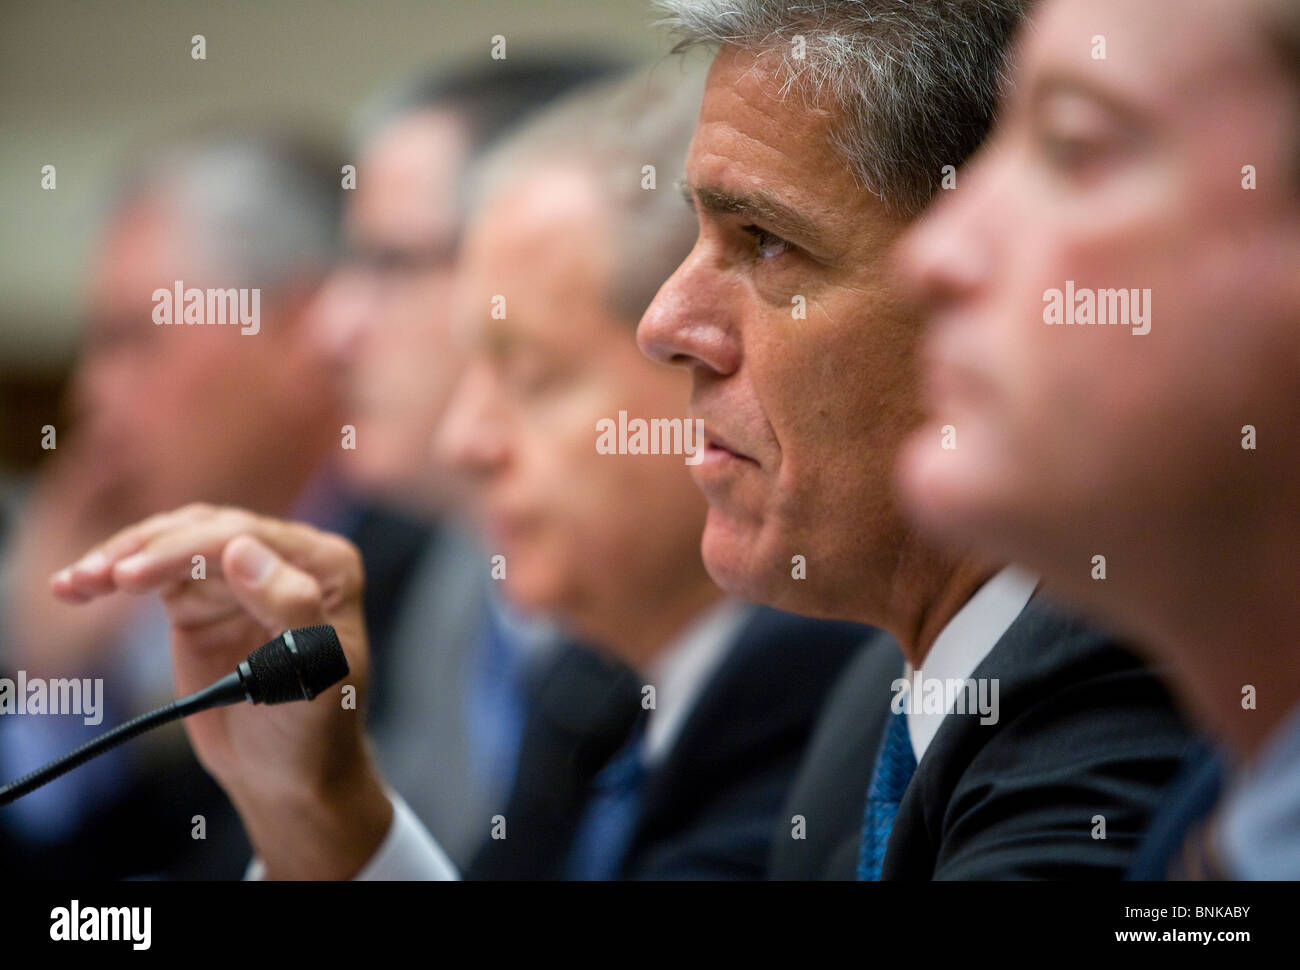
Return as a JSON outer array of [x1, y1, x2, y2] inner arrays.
[[641, 599, 754, 765], [904, 565, 1039, 763]]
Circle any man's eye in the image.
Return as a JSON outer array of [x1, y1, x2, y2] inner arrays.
[[1039, 131, 1103, 173], [741, 225, 791, 261], [505, 357, 560, 396]]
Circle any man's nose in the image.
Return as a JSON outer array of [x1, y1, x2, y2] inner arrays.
[[305, 270, 372, 365], [434, 362, 508, 477], [898, 154, 999, 307], [637, 248, 741, 377]]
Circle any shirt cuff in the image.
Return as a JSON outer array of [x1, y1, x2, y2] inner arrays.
[[243, 788, 459, 880]]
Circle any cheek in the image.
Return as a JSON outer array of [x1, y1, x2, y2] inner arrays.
[[496, 443, 581, 597], [988, 218, 1128, 438], [770, 297, 920, 502], [513, 404, 606, 532]]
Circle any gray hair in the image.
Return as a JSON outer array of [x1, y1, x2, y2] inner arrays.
[[467, 64, 706, 323], [112, 128, 342, 294], [655, 0, 1031, 216]]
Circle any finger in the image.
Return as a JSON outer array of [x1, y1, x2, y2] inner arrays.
[[159, 575, 252, 632], [51, 504, 217, 600], [222, 534, 326, 632], [49, 572, 96, 602], [113, 514, 360, 603], [110, 514, 260, 593]]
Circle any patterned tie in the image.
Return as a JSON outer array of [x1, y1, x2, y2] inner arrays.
[[857, 710, 918, 881], [564, 721, 648, 880]]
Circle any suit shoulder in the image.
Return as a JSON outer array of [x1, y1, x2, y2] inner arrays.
[[901, 601, 1193, 879]]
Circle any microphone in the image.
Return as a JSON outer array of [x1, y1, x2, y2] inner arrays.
[[0, 625, 348, 807]]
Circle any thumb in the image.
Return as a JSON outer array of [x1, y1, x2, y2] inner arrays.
[[222, 534, 324, 633]]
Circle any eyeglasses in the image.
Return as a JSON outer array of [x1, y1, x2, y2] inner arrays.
[[341, 238, 459, 281]]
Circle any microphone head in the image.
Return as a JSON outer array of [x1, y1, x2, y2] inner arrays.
[[241, 625, 349, 705]]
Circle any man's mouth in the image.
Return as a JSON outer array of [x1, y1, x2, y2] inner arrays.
[[692, 426, 760, 477], [703, 427, 752, 462]]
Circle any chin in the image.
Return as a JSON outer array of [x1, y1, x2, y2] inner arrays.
[[700, 512, 768, 598], [498, 559, 563, 617], [699, 509, 817, 616]]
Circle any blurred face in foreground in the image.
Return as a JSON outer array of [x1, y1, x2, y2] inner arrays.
[[437, 165, 717, 661], [898, 0, 1300, 740], [638, 46, 918, 624]]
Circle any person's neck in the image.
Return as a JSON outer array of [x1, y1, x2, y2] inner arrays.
[[1126, 519, 1300, 763], [881, 542, 999, 669]]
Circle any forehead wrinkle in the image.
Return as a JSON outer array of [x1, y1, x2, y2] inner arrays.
[[701, 52, 845, 176]]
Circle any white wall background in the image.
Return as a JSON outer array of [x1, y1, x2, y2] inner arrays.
[[0, 0, 671, 367]]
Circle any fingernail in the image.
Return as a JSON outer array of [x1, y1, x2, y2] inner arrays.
[[75, 551, 108, 574], [51, 568, 71, 585], [116, 552, 148, 575], [229, 539, 275, 584]]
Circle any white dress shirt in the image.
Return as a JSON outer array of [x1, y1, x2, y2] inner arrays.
[[902, 565, 1039, 763], [245, 599, 754, 880]]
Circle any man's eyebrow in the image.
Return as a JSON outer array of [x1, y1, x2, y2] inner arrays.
[[677, 179, 824, 244]]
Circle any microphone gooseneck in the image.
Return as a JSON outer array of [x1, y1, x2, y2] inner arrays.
[[0, 625, 348, 807]]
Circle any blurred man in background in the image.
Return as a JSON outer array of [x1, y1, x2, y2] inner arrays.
[[897, 0, 1300, 878], [0, 129, 347, 877], [303, 55, 630, 869]]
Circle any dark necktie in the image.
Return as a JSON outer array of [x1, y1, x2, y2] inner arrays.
[[564, 721, 648, 880], [857, 710, 918, 881]]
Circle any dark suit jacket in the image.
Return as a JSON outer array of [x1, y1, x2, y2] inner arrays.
[[768, 629, 901, 878], [770, 596, 1193, 879], [466, 643, 644, 880], [469, 606, 871, 879]]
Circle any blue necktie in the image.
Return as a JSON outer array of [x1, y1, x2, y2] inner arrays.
[[857, 710, 918, 881], [565, 723, 648, 880]]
